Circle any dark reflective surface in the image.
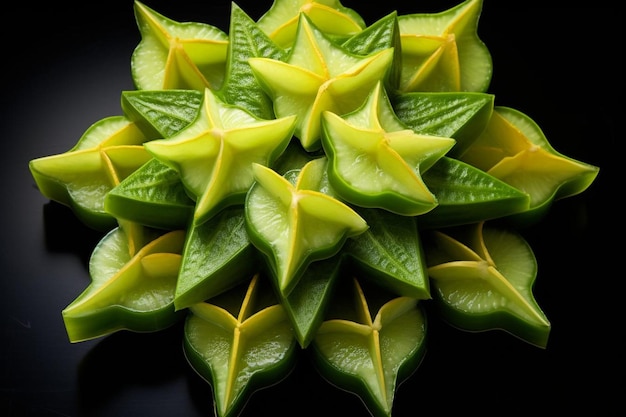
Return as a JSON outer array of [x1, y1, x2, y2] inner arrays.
[[2, 1, 620, 415]]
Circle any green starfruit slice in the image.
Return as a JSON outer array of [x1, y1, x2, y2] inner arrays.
[[419, 156, 530, 229], [219, 3, 287, 120], [62, 228, 186, 342], [29, 116, 150, 231], [175, 207, 260, 310], [144, 87, 296, 226], [183, 274, 297, 417], [257, 0, 365, 49], [105, 158, 194, 230], [425, 221, 550, 348], [245, 158, 368, 296], [131, 1, 229, 91], [391, 91, 494, 157], [321, 81, 455, 216], [312, 278, 427, 417], [249, 13, 394, 151], [121, 89, 204, 139], [69, 115, 147, 150], [459, 106, 600, 223], [264, 146, 344, 347], [397, 0, 492, 93], [343, 208, 430, 300]]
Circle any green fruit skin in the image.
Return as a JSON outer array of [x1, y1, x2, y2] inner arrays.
[[63, 304, 186, 343], [174, 209, 262, 310], [121, 89, 204, 139], [105, 192, 193, 230], [419, 157, 531, 229], [281, 254, 343, 348], [391, 92, 495, 158], [105, 159, 196, 230], [432, 289, 550, 348], [29, 164, 117, 231]]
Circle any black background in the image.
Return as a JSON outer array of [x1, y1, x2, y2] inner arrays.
[[1, 1, 622, 416]]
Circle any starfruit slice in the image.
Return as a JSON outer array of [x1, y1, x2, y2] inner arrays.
[[183, 274, 297, 417], [343, 207, 431, 300], [144, 87, 296, 225], [397, 0, 492, 93], [245, 158, 368, 296], [425, 221, 550, 348], [420, 156, 530, 228], [131, 1, 229, 91], [459, 106, 600, 223], [256, 0, 365, 49], [249, 13, 394, 151], [321, 81, 455, 216], [174, 207, 260, 310], [29, 116, 150, 231], [62, 227, 186, 342], [312, 278, 427, 417]]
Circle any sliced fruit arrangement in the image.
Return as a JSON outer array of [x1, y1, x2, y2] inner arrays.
[[28, 0, 599, 416]]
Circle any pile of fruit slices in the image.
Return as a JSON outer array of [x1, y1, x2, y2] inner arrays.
[[28, 1, 599, 416]]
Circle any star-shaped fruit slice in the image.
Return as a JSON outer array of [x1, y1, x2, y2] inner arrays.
[[257, 0, 365, 49], [425, 221, 551, 348], [62, 227, 186, 342], [397, 0, 492, 92], [245, 158, 368, 296], [249, 14, 394, 151], [312, 278, 427, 417], [184, 274, 297, 417], [29, 116, 150, 231], [321, 81, 456, 216], [132, 1, 229, 90], [459, 106, 600, 222], [144, 87, 296, 226]]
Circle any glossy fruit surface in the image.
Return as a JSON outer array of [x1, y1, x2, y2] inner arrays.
[[25, 0, 601, 416], [425, 222, 550, 347]]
